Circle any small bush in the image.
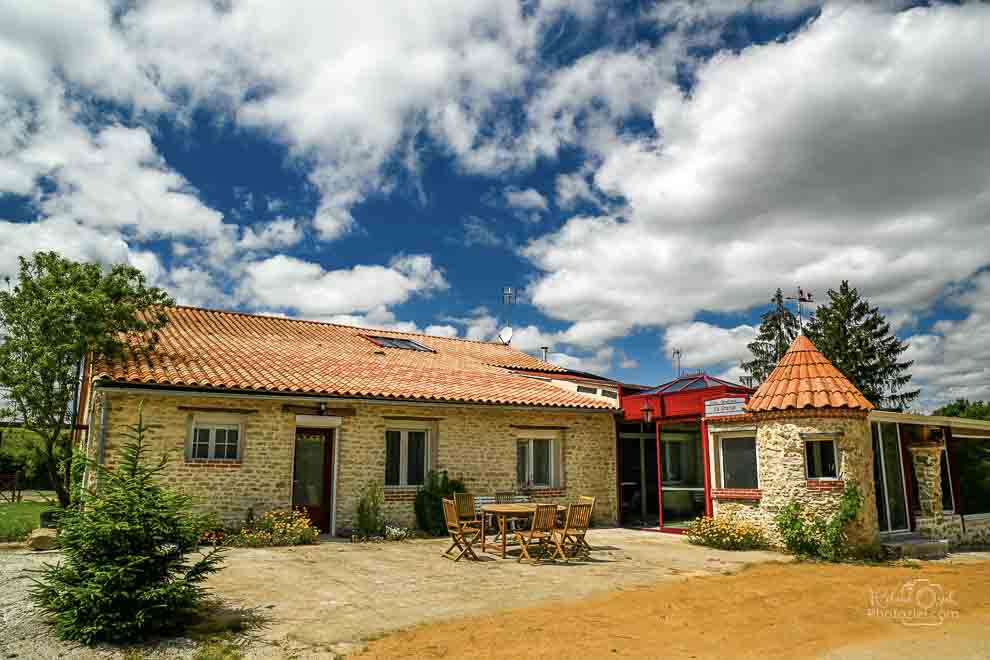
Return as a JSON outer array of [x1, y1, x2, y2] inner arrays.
[[686, 514, 767, 551], [355, 480, 385, 537], [30, 404, 224, 644], [383, 522, 410, 541], [774, 484, 864, 561], [414, 470, 465, 536], [227, 508, 319, 547]]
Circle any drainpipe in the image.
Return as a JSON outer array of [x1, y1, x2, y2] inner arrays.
[[95, 394, 109, 484]]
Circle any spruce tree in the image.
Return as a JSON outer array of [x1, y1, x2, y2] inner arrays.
[[741, 289, 800, 384], [805, 281, 919, 411]]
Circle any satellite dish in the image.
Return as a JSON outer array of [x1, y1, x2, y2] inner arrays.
[[497, 326, 513, 345]]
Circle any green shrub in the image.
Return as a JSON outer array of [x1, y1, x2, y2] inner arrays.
[[227, 508, 319, 547], [686, 514, 767, 551], [355, 479, 385, 537], [414, 470, 465, 536], [774, 484, 864, 561], [30, 404, 225, 644]]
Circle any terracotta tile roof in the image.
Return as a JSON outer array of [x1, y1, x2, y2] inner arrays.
[[93, 306, 616, 410], [745, 335, 874, 413]]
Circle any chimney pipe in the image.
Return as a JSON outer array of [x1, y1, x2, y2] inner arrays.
[[540, 346, 549, 361]]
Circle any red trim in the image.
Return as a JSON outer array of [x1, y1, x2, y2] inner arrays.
[[700, 418, 712, 517], [712, 488, 762, 501], [655, 420, 663, 529]]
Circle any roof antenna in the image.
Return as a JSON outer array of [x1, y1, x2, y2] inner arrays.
[[497, 286, 515, 345], [785, 287, 815, 333], [672, 348, 682, 376]]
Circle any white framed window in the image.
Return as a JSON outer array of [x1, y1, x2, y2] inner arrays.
[[385, 429, 429, 486], [516, 434, 562, 488], [188, 414, 243, 461], [805, 438, 839, 480], [718, 436, 759, 489]]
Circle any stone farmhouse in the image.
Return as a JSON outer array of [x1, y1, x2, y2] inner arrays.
[[77, 306, 990, 552]]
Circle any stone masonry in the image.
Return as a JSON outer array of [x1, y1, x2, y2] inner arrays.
[[712, 411, 880, 551], [84, 389, 618, 531]]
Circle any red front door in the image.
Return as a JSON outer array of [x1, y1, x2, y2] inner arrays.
[[292, 428, 334, 532]]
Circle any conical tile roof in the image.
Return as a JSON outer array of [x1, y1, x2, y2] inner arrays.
[[745, 335, 874, 413]]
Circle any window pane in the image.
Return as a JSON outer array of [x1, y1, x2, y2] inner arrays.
[[955, 438, 990, 515], [193, 427, 211, 459], [385, 431, 401, 485], [532, 439, 551, 486], [517, 441, 528, 484], [293, 432, 325, 506], [217, 428, 238, 459], [806, 441, 837, 479], [940, 449, 954, 512], [721, 437, 758, 489], [879, 424, 907, 529], [406, 431, 426, 486]]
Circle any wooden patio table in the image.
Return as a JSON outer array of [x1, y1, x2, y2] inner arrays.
[[480, 503, 566, 559]]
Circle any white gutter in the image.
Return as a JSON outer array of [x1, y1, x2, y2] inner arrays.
[[93, 383, 619, 414]]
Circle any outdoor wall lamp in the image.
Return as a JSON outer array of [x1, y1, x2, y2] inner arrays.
[[640, 404, 653, 424]]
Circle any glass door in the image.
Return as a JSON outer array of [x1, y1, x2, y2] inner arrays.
[[293, 428, 334, 532], [659, 424, 706, 530], [872, 422, 909, 533]]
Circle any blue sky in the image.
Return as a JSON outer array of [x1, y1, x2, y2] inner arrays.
[[1, 1, 988, 409]]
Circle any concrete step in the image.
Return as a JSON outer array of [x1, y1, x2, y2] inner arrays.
[[882, 536, 949, 560]]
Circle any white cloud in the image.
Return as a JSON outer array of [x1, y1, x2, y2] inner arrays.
[[0, 217, 131, 279], [238, 253, 447, 317], [662, 322, 757, 372], [460, 217, 508, 249], [549, 347, 614, 375], [423, 324, 459, 338], [238, 217, 303, 251], [504, 188, 548, 212], [118, 1, 602, 240], [524, 3, 990, 342], [904, 272, 990, 411]]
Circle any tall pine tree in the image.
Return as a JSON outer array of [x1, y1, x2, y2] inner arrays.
[[740, 289, 800, 384], [805, 281, 919, 411]]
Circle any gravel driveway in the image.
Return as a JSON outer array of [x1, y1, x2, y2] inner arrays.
[[1, 529, 784, 658]]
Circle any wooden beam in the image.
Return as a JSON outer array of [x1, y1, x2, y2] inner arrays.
[[177, 406, 259, 415], [382, 415, 443, 421], [509, 424, 569, 430]]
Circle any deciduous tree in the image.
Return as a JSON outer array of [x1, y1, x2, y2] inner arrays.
[[0, 252, 173, 507]]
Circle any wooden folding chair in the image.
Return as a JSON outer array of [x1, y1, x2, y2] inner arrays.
[[574, 495, 596, 552], [514, 504, 558, 563], [491, 491, 515, 542], [552, 502, 593, 560], [442, 498, 480, 561], [454, 492, 481, 526]]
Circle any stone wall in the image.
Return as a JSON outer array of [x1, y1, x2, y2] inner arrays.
[[86, 389, 618, 531], [710, 412, 880, 550]]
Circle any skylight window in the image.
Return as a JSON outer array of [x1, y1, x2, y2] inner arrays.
[[367, 335, 434, 352]]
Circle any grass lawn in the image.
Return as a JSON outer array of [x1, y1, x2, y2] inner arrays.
[[0, 501, 48, 541]]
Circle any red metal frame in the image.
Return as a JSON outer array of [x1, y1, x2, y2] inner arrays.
[[618, 373, 753, 535]]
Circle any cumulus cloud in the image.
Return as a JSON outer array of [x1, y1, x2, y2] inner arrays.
[[662, 322, 757, 372], [525, 3, 990, 344], [238, 253, 447, 317]]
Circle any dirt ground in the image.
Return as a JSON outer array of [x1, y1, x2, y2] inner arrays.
[[358, 558, 990, 660], [2, 530, 988, 659]]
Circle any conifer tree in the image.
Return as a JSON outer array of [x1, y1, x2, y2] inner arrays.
[[805, 281, 919, 410], [741, 288, 800, 384]]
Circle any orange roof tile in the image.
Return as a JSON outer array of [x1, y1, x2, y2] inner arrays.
[[93, 306, 616, 410], [745, 335, 874, 413]]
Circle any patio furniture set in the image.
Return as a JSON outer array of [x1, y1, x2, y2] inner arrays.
[[442, 492, 595, 563]]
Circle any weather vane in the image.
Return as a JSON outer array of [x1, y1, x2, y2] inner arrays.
[[672, 348, 683, 376], [785, 287, 814, 332]]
